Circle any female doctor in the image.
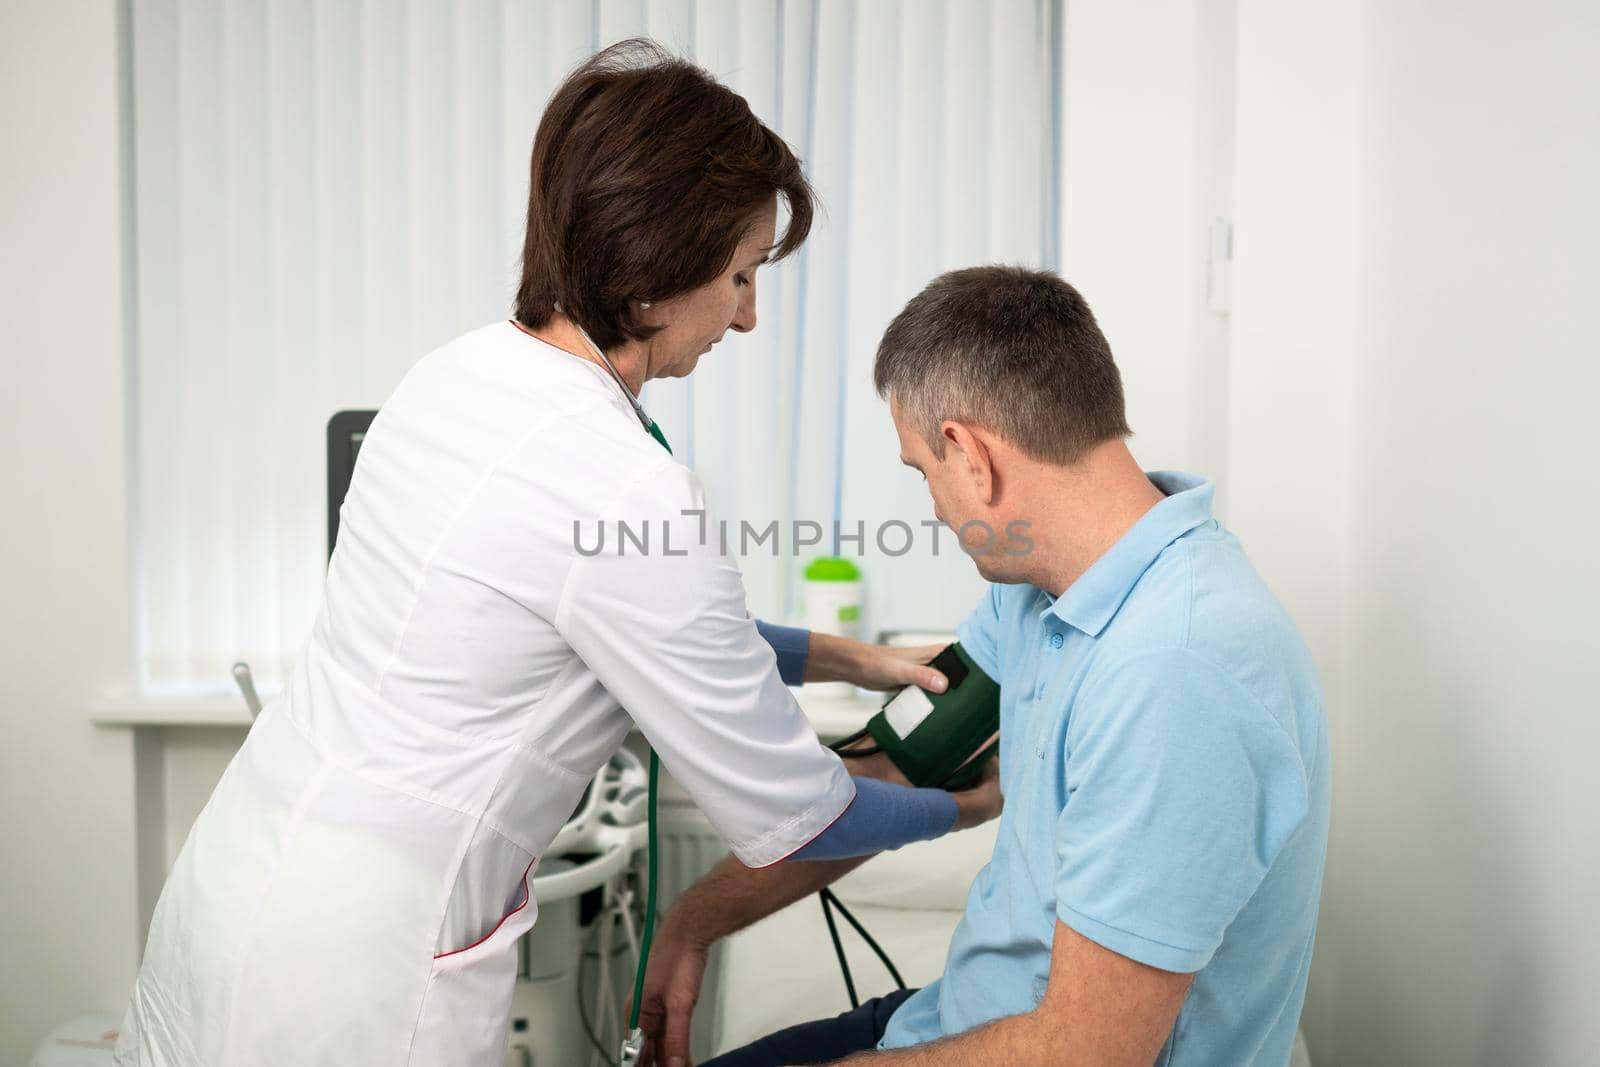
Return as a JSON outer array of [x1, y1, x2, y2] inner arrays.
[[114, 39, 1000, 1067]]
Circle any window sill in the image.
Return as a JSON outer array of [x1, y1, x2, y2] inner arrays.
[[87, 688, 876, 733], [90, 691, 268, 728]]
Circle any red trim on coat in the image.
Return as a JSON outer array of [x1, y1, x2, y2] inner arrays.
[[432, 858, 537, 960]]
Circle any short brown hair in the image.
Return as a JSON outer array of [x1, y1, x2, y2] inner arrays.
[[874, 266, 1132, 465], [515, 39, 815, 351]]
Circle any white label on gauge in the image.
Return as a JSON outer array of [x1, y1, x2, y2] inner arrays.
[[883, 686, 936, 738]]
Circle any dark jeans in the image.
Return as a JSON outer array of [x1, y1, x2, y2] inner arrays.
[[702, 988, 920, 1066]]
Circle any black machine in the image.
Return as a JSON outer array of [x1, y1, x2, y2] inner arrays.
[[325, 409, 378, 558]]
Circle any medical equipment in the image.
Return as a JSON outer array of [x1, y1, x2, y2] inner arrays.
[[619, 757, 659, 1067], [326, 409, 375, 556], [513, 751, 653, 1067], [817, 886, 905, 1008], [540, 751, 652, 892], [842, 643, 1001, 789], [810, 643, 1000, 1009], [563, 312, 669, 1066]]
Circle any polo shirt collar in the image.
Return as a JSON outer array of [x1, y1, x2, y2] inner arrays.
[[1046, 471, 1215, 637]]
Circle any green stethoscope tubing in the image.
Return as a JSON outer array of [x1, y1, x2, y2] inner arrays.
[[575, 320, 666, 1040], [629, 753, 660, 1032], [629, 422, 670, 1036]]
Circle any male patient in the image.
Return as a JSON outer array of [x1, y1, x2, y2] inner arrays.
[[637, 267, 1330, 1066]]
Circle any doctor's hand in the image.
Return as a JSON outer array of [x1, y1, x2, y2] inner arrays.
[[634, 922, 709, 1067], [805, 634, 950, 694]]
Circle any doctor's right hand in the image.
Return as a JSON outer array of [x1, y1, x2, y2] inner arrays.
[[634, 921, 710, 1067]]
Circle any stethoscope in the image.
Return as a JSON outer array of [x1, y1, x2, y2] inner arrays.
[[521, 304, 665, 1065], [552, 302, 660, 438]]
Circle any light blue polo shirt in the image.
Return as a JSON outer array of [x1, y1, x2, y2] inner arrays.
[[880, 472, 1330, 1065]]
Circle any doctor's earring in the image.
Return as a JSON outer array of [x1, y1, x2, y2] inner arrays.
[[639, 301, 652, 309]]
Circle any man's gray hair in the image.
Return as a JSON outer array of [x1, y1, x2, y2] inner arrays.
[[873, 266, 1131, 464]]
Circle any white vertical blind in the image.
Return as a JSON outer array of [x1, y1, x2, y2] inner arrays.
[[128, 0, 1057, 693], [792, 0, 1053, 632]]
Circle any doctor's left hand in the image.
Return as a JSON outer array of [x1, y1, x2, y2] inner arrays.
[[805, 634, 950, 694]]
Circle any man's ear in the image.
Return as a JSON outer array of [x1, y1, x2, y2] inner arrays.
[[942, 421, 997, 505]]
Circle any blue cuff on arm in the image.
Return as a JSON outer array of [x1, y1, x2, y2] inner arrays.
[[789, 776, 959, 861], [756, 620, 811, 686]]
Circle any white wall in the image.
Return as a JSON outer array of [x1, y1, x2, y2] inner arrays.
[[1060, 0, 1235, 483], [1068, 2, 1600, 1064], [0, 2, 142, 1062], [1228, 1, 1600, 1064], [1227, 0, 1361, 1053], [1330, 2, 1600, 1063]]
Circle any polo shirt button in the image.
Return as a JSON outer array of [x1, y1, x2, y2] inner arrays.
[[1049, 632, 1064, 649]]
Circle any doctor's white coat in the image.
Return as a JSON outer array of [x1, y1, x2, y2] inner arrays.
[[114, 321, 853, 1066]]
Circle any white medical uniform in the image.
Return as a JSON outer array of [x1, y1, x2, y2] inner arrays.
[[114, 321, 855, 1066]]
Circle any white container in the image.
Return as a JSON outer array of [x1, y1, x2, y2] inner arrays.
[[802, 557, 862, 700]]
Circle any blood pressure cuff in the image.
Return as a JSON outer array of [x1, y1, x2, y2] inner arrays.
[[865, 643, 1001, 789]]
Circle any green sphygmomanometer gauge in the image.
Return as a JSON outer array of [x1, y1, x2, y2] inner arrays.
[[867, 643, 1001, 789]]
